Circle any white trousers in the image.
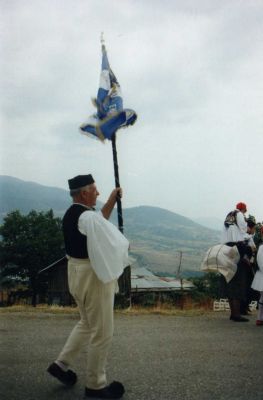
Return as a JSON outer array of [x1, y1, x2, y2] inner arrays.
[[57, 257, 116, 389]]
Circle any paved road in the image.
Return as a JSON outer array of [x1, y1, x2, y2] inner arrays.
[[0, 310, 262, 400]]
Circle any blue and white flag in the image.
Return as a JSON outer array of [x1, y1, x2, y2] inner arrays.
[[80, 42, 137, 141]]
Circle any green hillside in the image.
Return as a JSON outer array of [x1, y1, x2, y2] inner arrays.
[[0, 175, 221, 275], [122, 206, 220, 274], [0, 175, 71, 216]]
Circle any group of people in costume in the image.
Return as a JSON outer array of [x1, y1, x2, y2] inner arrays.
[[221, 202, 263, 325]]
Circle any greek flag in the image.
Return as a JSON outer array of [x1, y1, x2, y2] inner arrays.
[[80, 42, 137, 141]]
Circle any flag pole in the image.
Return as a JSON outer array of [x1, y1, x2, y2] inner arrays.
[[111, 132, 124, 233], [111, 132, 131, 297], [101, 32, 123, 233]]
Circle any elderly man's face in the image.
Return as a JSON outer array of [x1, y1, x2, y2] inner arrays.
[[81, 184, 99, 206]]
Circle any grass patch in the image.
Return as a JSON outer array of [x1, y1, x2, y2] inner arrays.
[[116, 303, 213, 317], [0, 303, 215, 317], [0, 304, 78, 314]]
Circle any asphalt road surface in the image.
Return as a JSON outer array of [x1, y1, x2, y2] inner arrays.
[[0, 310, 262, 400]]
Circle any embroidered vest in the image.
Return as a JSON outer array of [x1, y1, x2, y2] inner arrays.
[[224, 210, 239, 228]]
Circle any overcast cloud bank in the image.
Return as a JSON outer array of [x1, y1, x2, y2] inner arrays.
[[1, 0, 263, 221]]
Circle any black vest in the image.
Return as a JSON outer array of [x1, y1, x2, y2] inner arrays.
[[62, 204, 91, 258]]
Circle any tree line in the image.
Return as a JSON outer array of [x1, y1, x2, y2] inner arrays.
[[0, 209, 223, 307], [0, 210, 64, 306]]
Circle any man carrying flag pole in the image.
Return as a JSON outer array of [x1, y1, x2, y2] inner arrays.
[[47, 174, 129, 398], [47, 36, 137, 398]]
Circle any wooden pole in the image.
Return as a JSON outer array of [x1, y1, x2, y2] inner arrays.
[[111, 133, 131, 296], [111, 133, 123, 233]]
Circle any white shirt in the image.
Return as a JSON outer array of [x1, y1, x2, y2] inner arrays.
[[257, 244, 263, 272], [251, 244, 263, 292], [78, 210, 130, 283], [221, 210, 254, 245]]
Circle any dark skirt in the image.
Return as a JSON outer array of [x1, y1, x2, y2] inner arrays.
[[220, 259, 251, 300]]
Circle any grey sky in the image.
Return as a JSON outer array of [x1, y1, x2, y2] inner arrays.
[[1, 0, 263, 221]]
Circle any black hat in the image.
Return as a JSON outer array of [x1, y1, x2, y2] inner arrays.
[[68, 174, 95, 190]]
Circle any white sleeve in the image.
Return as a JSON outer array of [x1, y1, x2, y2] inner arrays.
[[257, 245, 263, 271], [236, 212, 248, 235], [78, 210, 102, 235], [78, 211, 130, 283]]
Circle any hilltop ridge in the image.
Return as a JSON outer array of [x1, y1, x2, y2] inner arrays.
[[0, 175, 220, 275]]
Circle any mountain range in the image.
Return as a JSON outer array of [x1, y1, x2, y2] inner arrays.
[[0, 175, 221, 276]]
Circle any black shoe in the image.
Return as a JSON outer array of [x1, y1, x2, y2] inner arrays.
[[85, 381, 125, 399], [230, 316, 249, 322], [47, 362, 77, 386]]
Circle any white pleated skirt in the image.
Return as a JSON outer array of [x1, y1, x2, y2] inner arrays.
[[251, 270, 263, 292]]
